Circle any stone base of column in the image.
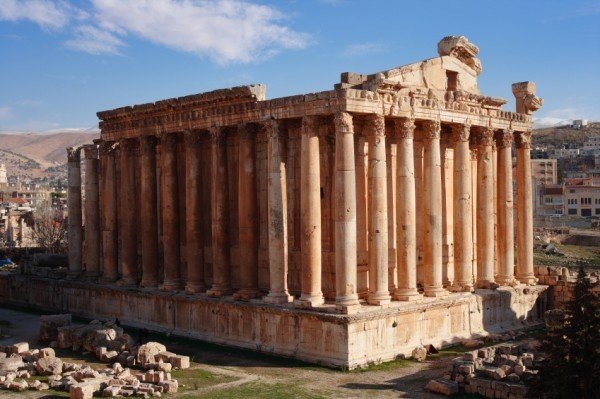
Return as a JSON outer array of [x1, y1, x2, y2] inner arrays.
[[476, 280, 499, 289], [184, 282, 206, 294], [423, 286, 448, 297], [116, 277, 137, 287], [295, 293, 324, 308], [393, 288, 421, 301], [159, 280, 182, 292], [140, 279, 159, 289], [517, 274, 538, 286], [367, 292, 391, 306], [448, 283, 474, 293], [495, 276, 519, 287], [98, 275, 117, 284], [206, 286, 232, 297], [336, 302, 361, 314], [264, 292, 294, 304], [233, 288, 260, 301]]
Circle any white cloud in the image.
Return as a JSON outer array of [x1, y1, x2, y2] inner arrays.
[[533, 107, 599, 128], [340, 42, 386, 57], [65, 25, 124, 55], [0, 0, 74, 30], [84, 0, 310, 64], [0, 106, 12, 120]]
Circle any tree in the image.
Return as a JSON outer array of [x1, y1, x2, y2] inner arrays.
[[531, 267, 600, 398], [31, 203, 67, 254]]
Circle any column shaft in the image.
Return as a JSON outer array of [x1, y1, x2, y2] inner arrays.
[[99, 142, 118, 282], [67, 147, 82, 277], [414, 138, 425, 284], [184, 132, 206, 293], [366, 114, 390, 305], [118, 139, 138, 286], [83, 145, 100, 278], [160, 134, 182, 291], [207, 127, 232, 296], [515, 131, 537, 285], [334, 111, 359, 310], [496, 130, 516, 285], [264, 120, 293, 303], [422, 120, 447, 297], [140, 136, 159, 288], [451, 123, 474, 292], [394, 118, 420, 300], [235, 124, 260, 299], [476, 128, 496, 288], [297, 116, 324, 307], [441, 139, 455, 286]]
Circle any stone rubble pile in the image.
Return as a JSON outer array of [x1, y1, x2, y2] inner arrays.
[[426, 341, 542, 398], [0, 316, 191, 399]]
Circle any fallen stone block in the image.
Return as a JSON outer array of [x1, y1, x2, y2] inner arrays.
[[137, 342, 167, 366], [38, 347, 56, 359], [0, 356, 25, 372], [157, 362, 172, 373], [425, 379, 458, 396], [411, 346, 427, 362], [102, 385, 121, 397], [36, 356, 64, 375], [7, 342, 28, 355], [159, 379, 178, 394], [8, 379, 28, 391], [461, 339, 484, 348], [39, 314, 72, 343], [70, 383, 95, 399], [101, 351, 119, 362], [169, 355, 190, 369]]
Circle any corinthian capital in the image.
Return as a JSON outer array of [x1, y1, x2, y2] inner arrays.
[[364, 114, 385, 138], [394, 117, 415, 140], [82, 144, 98, 160], [451, 122, 471, 142], [334, 111, 354, 134], [514, 131, 532, 149], [477, 127, 495, 147], [422, 119, 441, 140], [264, 119, 280, 140], [67, 146, 81, 163], [99, 141, 117, 156], [301, 115, 319, 134], [495, 129, 513, 149]]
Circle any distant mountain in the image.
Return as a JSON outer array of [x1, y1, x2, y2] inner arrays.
[[0, 130, 98, 167], [532, 122, 599, 148]]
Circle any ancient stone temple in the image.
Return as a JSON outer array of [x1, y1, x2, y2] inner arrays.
[[1, 36, 548, 368]]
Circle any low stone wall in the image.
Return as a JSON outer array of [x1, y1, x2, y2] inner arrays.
[[534, 265, 600, 308], [0, 274, 548, 369]]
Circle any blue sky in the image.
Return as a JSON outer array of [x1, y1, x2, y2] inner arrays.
[[0, 0, 598, 132]]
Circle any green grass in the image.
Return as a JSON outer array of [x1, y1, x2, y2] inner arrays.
[[534, 243, 600, 270], [351, 357, 413, 372], [180, 382, 329, 399], [171, 367, 238, 391]]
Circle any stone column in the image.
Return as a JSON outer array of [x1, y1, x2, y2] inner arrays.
[[83, 144, 100, 278], [264, 120, 294, 304], [183, 132, 206, 293], [297, 116, 324, 308], [118, 138, 138, 286], [333, 111, 360, 310], [160, 133, 182, 291], [414, 136, 425, 284], [450, 123, 474, 292], [394, 118, 420, 300], [386, 133, 398, 292], [441, 137, 455, 287], [476, 128, 496, 288], [495, 130, 516, 286], [67, 147, 82, 277], [355, 133, 369, 294], [422, 120, 447, 297], [99, 142, 118, 282], [515, 131, 537, 285], [235, 124, 260, 300], [139, 136, 159, 288], [207, 127, 232, 297], [366, 114, 391, 305]]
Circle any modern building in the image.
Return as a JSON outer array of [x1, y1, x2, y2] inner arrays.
[[564, 178, 600, 217]]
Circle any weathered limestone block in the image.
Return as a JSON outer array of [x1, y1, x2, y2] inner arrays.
[[102, 385, 121, 397], [7, 379, 28, 391], [30, 379, 50, 391], [39, 347, 56, 359], [35, 357, 63, 375], [136, 342, 167, 366], [39, 314, 72, 342], [425, 379, 458, 396], [70, 383, 95, 399], [0, 356, 24, 372], [101, 351, 118, 362], [159, 379, 178, 394], [7, 342, 28, 355], [412, 346, 428, 362]]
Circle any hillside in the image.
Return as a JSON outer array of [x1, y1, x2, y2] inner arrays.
[[532, 123, 600, 148], [0, 131, 98, 168]]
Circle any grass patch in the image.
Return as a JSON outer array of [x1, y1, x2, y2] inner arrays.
[[352, 357, 413, 372], [171, 367, 238, 391], [180, 382, 329, 399]]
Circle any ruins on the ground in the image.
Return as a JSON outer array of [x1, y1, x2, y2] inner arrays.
[[0, 36, 548, 369]]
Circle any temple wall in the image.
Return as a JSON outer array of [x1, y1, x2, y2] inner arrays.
[[0, 274, 548, 369]]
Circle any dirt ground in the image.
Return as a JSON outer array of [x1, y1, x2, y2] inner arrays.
[[0, 306, 457, 399]]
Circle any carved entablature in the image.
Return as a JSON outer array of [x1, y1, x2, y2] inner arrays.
[[514, 131, 532, 149], [437, 35, 482, 75]]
